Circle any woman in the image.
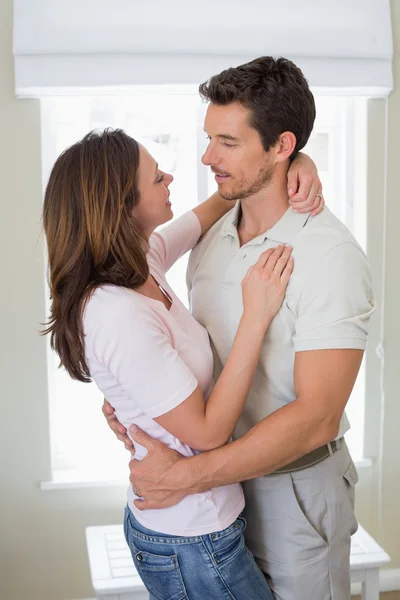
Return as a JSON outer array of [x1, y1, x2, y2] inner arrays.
[[43, 128, 323, 600]]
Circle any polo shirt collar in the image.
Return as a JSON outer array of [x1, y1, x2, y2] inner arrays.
[[221, 200, 311, 245], [220, 201, 242, 238]]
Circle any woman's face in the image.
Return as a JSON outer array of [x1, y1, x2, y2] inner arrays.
[[133, 144, 174, 237]]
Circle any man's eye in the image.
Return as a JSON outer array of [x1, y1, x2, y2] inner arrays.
[[223, 142, 236, 148]]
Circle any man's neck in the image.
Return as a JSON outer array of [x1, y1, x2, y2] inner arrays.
[[237, 178, 290, 246]]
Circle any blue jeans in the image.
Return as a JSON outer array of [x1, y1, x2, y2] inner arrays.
[[123, 506, 273, 600]]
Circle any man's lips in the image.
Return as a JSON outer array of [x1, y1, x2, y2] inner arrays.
[[211, 169, 230, 177], [212, 170, 231, 183]]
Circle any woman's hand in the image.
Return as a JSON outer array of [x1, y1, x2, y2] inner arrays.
[[241, 245, 294, 329], [102, 399, 134, 451], [287, 152, 324, 216]]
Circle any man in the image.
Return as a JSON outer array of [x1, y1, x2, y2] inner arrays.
[[105, 57, 374, 599]]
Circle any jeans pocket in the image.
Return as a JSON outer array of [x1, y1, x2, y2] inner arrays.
[[211, 518, 246, 565], [130, 541, 187, 600]]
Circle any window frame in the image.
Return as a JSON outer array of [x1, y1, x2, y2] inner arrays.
[[39, 90, 379, 490]]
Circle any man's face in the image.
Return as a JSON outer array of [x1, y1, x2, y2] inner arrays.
[[202, 102, 275, 201]]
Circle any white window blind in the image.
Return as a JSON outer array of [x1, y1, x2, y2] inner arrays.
[[40, 89, 368, 484], [14, 0, 393, 96]]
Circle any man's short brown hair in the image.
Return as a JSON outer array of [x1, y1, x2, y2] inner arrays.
[[199, 56, 316, 159]]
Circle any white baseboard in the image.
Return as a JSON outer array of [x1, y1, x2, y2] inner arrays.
[[351, 568, 400, 595]]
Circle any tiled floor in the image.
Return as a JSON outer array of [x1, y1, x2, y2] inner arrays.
[[353, 593, 400, 600]]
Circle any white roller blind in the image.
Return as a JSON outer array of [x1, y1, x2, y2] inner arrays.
[[13, 0, 393, 95]]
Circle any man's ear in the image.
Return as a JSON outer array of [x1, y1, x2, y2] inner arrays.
[[275, 132, 297, 163]]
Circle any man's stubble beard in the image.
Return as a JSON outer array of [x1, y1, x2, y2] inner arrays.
[[218, 162, 275, 201]]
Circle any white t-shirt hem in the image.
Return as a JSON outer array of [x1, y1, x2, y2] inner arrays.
[[294, 338, 367, 352], [145, 376, 199, 418], [128, 495, 245, 537]]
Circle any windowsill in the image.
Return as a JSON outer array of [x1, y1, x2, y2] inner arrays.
[[40, 468, 129, 491], [353, 457, 373, 469], [40, 458, 374, 492], [40, 478, 129, 491]]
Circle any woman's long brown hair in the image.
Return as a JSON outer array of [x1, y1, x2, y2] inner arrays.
[[42, 129, 149, 382]]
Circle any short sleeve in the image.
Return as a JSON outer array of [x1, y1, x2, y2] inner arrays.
[[88, 296, 198, 418], [293, 242, 375, 352], [149, 211, 201, 274]]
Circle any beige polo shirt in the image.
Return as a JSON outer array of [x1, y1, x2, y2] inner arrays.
[[187, 203, 375, 441]]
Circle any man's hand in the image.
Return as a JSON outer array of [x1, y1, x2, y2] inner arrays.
[[102, 402, 196, 507], [287, 152, 324, 216], [102, 399, 134, 451], [129, 425, 192, 510]]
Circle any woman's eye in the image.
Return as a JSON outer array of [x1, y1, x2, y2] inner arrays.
[[157, 174, 164, 183]]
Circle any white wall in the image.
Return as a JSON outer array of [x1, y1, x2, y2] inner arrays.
[[354, 0, 400, 570], [379, 0, 400, 569], [0, 0, 399, 598], [0, 2, 126, 599]]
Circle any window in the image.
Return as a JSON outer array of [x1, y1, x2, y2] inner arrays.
[[41, 88, 367, 484]]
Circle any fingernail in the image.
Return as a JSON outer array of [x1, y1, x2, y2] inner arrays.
[[292, 208, 298, 213], [288, 188, 294, 195], [130, 425, 138, 434]]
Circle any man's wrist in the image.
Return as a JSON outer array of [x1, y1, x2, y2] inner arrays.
[[294, 151, 317, 173], [172, 437, 244, 497], [171, 453, 210, 496]]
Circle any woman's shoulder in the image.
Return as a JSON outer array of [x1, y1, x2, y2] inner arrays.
[[83, 284, 152, 328]]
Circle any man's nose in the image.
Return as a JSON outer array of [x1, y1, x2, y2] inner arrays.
[[202, 144, 218, 166]]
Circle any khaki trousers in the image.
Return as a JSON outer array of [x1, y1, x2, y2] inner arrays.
[[242, 442, 358, 600]]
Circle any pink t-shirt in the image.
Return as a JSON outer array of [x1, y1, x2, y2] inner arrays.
[[83, 211, 244, 535]]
